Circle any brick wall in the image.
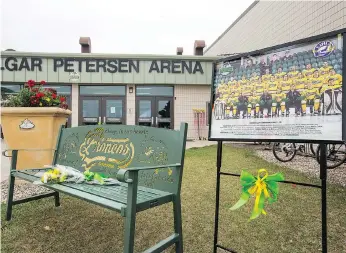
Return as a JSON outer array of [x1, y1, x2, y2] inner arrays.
[[205, 1, 346, 56], [174, 85, 211, 139]]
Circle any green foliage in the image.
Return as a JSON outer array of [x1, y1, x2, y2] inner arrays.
[[1, 80, 68, 109]]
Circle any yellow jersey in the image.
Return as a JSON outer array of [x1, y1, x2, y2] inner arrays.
[[310, 76, 325, 90], [248, 95, 260, 105], [275, 72, 286, 80], [250, 76, 260, 83], [294, 77, 308, 91], [242, 84, 254, 96], [319, 66, 332, 77], [280, 79, 293, 92], [266, 81, 279, 94], [327, 74, 342, 86], [303, 88, 319, 100], [274, 93, 286, 103], [288, 71, 300, 80], [239, 79, 248, 86], [302, 68, 316, 79], [262, 74, 273, 82], [255, 83, 266, 94], [320, 84, 342, 94], [228, 80, 238, 87]]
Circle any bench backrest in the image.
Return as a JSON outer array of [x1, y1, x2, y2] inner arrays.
[[54, 123, 188, 195]]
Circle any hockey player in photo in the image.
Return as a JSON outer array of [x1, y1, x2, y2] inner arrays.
[[321, 77, 342, 115], [259, 89, 272, 117], [286, 84, 303, 116], [236, 92, 249, 118], [275, 67, 286, 80], [319, 61, 332, 78], [302, 82, 320, 115], [327, 68, 342, 87], [267, 75, 280, 94], [280, 74, 293, 94], [311, 70, 326, 92], [248, 91, 260, 118], [262, 68, 272, 82], [228, 76, 238, 87], [302, 63, 316, 79], [250, 72, 260, 83], [273, 88, 286, 116], [288, 65, 300, 79], [255, 77, 265, 96], [294, 72, 308, 92]]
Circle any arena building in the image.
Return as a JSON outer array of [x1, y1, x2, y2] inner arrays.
[[1, 39, 216, 139], [205, 0, 346, 56]]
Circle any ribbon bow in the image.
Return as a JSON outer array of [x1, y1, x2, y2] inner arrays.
[[230, 169, 284, 220]]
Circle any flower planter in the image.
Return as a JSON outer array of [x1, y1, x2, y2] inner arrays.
[[1, 107, 71, 170]]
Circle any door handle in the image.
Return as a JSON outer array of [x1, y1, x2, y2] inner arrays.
[[103, 116, 106, 125], [151, 117, 154, 125], [155, 117, 158, 125], [98, 117, 101, 125]]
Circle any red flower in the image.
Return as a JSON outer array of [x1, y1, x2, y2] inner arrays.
[[61, 103, 68, 109], [40, 80, 46, 85], [27, 80, 36, 88], [52, 93, 57, 99], [59, 97, 66, 102], [36, 92, 45, 98]]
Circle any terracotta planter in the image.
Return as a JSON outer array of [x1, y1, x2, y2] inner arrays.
[[1, 107, 72, 170]]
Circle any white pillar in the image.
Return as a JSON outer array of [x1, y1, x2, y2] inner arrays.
[[71, 84, 79, 127], [126, 84, 136, 125]]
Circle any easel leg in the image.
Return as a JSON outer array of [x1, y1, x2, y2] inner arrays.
[[320, 143, 327, 253], [213, 141, 223, 253]]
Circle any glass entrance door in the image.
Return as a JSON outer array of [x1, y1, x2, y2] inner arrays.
[[137, 98, 154, 127], [79, 97, 125, 125], [80, 97, 101, 125], [102, 97, 125, 124], [136, 97, 173, 128]]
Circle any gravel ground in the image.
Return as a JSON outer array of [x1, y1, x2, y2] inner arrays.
[[228, 143, 346, 187], [1, 143, 345, 203], [1, 179, 52, 203]]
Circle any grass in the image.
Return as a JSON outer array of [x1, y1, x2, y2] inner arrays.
[[1, 144, 346, 253]]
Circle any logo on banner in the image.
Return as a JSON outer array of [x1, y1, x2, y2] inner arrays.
[[313, 41, 335, 57], [219, 62, 233, 76]]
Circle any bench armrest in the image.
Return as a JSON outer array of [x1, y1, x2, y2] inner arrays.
[[116, 163, 181, 183], [2, 149, 56, 157]]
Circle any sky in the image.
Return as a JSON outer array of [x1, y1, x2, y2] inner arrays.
[[1, 0, 254, 55]]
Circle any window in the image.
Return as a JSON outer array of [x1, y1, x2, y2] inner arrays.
[[1, 84, 22, 100], [80, 86, 126, 96], [136, 86, 173, 96], [42, 85, 71, 95]]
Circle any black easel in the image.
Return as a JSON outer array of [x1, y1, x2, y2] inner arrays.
[[213, 141, 328, 253]]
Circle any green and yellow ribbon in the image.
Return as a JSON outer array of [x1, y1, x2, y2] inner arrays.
[[230, 169, 284, 220]]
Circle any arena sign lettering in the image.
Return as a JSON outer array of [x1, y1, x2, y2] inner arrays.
[[1, 57, 204, 74]]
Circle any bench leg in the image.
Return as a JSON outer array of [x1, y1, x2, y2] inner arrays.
[[54, 192, 60, 207], [124, 209, 136, 253], [6, 174, 16, 221], [173, 197, 183, 253]]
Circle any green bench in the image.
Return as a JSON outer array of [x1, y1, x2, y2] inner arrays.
[[5, 123, 188, 253]]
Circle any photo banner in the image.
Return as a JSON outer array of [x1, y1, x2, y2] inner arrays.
[[209, 32, 344, 142]]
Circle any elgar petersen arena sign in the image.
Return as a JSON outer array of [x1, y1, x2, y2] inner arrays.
[[0, 57, 204, 74]]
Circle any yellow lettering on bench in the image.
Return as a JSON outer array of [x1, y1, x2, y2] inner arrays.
[[79, 128, 135, 170]]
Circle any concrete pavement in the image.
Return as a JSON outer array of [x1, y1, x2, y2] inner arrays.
[[0, 139, 217, 182]]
